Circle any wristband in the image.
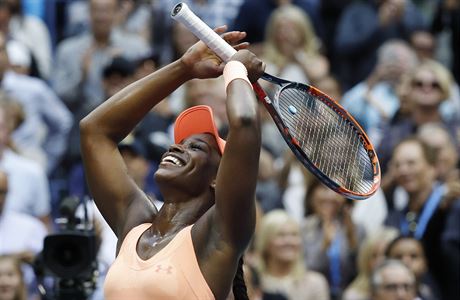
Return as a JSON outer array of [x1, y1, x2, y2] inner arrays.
[[223, 61, 252, 91]]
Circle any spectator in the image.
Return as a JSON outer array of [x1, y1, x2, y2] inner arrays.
[[1, 0, 52, 79], [0, 170, 47, 299], [114, 0, 153, 44], [52, 0, 150, 119], [262, 4, 329, 86], [384, 137, 460, 299], [302, 180, 365, 299], [377, 59, 460, 174], [440, 199, 460, 300], [0, 102, 51, 226], [386, 236, 441, 300], [334, 0, 426, 90], [0, 169, 47, 262], [432, 0, 460, 83], [343, 227, 399, 300], [340, 40, 418, 145], [253, 209, 330, 300], [417, 123, 460, 209], [0, 255, 27, 300], [231, 0, 322, 56], [370, 259, 417, 300], [0, 31, 73, 174], [152, 0, 244, 65], [102, 56, 136, 99]]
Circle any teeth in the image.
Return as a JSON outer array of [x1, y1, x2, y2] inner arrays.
[[162, 155, 183, 166]]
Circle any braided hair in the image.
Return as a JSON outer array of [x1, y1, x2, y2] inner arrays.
[[232, 256, 249, 300]]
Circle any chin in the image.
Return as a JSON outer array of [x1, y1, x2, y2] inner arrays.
[[153, 168, 170, 183], [401, 184, 418, 194]]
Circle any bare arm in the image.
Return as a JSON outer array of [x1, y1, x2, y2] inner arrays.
[[213, 51, 264, 252], [80, 28, 247, 236], [80, 61, 191, 236]]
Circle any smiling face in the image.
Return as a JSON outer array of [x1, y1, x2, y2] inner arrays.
[[265, 221, 302, 264], [391, 140, 435, 194], [155, 133, 221, 197], [410, 68, 444, 107]]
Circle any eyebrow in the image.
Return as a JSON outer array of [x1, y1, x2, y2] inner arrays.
[[188, 136, 217, 152]]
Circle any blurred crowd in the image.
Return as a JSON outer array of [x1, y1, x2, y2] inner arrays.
[[0, 0, 459, 300]]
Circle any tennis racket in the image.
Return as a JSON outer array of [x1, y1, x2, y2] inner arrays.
[[171, 2, 380, 200]]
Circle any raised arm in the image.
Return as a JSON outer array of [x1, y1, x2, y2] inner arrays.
[[213, 50, 264, 252], [80, 28, 248, 235]]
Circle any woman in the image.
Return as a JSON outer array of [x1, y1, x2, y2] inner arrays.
[[377, 59, 460, 174], [0, 255, 27, 300], [252, 209, 330, 300], [342, 227, 399, 300], [386, 236, 441, 300], [302, 180, 365, 300], [263, 4, 329, 86], [80, 27, 265, 299]]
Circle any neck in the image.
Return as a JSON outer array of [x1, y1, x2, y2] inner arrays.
[[266, 259, 294, 277], [152, 197, 212, 235], [413, 106, 442, 125], [408, 184, 433, 212]]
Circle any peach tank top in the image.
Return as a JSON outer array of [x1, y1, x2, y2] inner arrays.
[[104, 224, 215, 300]]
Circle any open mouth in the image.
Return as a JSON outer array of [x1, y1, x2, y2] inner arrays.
[[161, 154, 185, 167]]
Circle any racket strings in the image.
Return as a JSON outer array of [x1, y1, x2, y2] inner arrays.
[[277, 86, 374, 194]]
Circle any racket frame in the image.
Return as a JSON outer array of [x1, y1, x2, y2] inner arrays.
[[172, 2, 381, 200]]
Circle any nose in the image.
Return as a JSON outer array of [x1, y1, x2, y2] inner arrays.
[[169, 143, 185, 153]]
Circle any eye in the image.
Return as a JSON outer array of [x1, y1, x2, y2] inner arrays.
[[190, 143, 204, 151]]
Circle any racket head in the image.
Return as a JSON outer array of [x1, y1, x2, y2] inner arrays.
[[171, 3, 380, 199], [259, 79, 380, 200]]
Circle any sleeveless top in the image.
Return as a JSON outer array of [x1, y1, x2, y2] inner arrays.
[[104, 224, 215, 299]]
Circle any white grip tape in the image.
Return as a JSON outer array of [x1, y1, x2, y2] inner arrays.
[[171, 2, 236, 62]]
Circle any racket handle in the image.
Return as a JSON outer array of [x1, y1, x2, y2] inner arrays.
[[171, 2, 237, 62]]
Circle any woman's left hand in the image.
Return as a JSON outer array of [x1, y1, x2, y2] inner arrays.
[[180, 26, 248, 79]]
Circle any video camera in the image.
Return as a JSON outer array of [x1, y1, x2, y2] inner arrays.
[[35, 196, 98, 300]]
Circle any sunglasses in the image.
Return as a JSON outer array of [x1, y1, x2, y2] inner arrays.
[[412, 79, 441, 90]]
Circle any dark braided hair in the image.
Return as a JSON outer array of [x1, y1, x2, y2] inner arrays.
[[232, 256, 249, 300]]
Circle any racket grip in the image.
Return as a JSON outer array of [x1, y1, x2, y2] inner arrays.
[[171, 2, 237, 62]]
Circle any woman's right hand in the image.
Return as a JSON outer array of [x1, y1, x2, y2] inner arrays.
[[180, 26, 248, 79]]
